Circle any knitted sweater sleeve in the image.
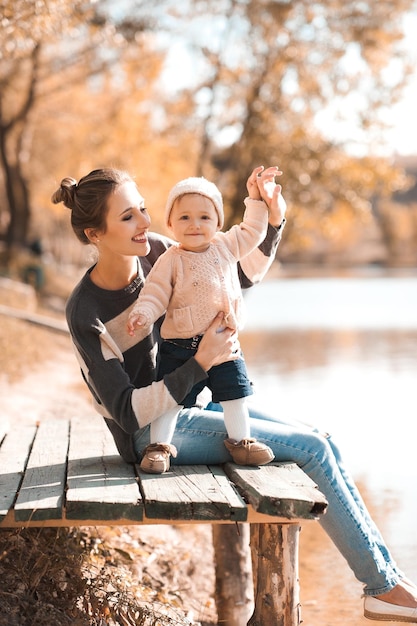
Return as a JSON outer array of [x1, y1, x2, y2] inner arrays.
[[238, 218, 286, 286], [66, 274, 208, 442], [71, 322, 206, 433], [219, 198, 269, 260], [129, 249, 175, 327]]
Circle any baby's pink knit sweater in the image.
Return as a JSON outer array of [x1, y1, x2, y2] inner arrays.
[[131, 197, 268, 339]]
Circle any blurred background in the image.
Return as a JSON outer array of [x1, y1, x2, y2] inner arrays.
[[1, 2, 417, 623], [1, 0, 417, 282]]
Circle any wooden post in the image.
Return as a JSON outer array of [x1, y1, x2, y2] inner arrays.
[[248, 523, 301, 626], [212, 523, 254, 625]]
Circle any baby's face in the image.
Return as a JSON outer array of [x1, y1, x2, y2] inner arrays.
[[169, 193, 219, 252]]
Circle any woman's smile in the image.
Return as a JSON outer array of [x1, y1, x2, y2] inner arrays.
[[132, 232, 148, 244]]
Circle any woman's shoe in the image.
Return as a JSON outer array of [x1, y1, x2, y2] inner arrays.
[[364, 596, 417, 622], [224, 438, 274, 466], [140, 443, 177, 474]]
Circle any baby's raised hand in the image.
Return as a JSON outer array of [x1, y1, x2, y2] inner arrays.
[[246, 166, 265, 200], [256, 166, 286, 226], [247, 166, 283, 204]]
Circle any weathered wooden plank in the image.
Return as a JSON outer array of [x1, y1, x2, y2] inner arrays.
[[224, 462, 328, 519], [66, 417, 143, 521], [0, 424, 37, 522], [138, 464, 248, 521], [14, 420, 69, 522], [209, 465, 248, 520]]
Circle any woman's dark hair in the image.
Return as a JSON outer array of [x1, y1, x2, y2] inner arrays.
[[51, 168, 134, 244]]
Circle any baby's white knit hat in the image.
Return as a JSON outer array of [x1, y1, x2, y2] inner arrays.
[[165, 177, 224, 229]]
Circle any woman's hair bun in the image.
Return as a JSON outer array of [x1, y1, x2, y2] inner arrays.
[[51, 177, 77, 209]]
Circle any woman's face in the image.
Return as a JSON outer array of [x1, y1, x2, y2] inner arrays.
[[97, 181, 151, 257]]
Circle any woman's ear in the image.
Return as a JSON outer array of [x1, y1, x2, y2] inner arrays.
[[84, 228, 101, 244]]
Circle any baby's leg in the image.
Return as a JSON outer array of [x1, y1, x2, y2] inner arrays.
[[221, 398, 251, 440], [150, 408, 179, 444], [140, 408, 179, 474], [221, 398, 274, 466]]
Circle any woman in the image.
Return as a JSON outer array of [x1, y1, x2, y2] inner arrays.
[[52, 166, 417, 623]]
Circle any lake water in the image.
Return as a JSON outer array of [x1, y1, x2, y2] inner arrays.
[[240, 274, 417, 625]]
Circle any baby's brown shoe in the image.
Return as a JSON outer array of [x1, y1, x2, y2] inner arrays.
[[224, 438, 274, 466]]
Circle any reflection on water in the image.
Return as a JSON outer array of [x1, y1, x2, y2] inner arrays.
[[240, 277, 417, 625]]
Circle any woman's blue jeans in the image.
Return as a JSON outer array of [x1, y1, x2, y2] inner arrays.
[[134, 402, 403, 595]]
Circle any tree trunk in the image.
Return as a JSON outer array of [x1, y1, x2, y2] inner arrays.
[[5, 165, 31, 249], [248, 523, 301, 626], [0, 44, 40, 257], [212, 523, 254, 625]]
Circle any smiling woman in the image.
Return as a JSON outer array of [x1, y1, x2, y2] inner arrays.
[[52, 169, 152, 291], [50, 165, 284, 464]]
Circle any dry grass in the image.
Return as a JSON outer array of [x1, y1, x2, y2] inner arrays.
[[0, 525, 215, 626]]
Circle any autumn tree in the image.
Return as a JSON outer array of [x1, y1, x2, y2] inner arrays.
[[0, 0, 163, 262], [1, 0, 416, 268], [149, 0, 416, 263], [0, 1, 88, 258]]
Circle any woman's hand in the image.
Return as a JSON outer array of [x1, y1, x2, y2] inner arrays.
[[264, 182, 287, 227], [257, 166, 287, 227], [246, 165, 287, 227], [194, 313, 240, 372]]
